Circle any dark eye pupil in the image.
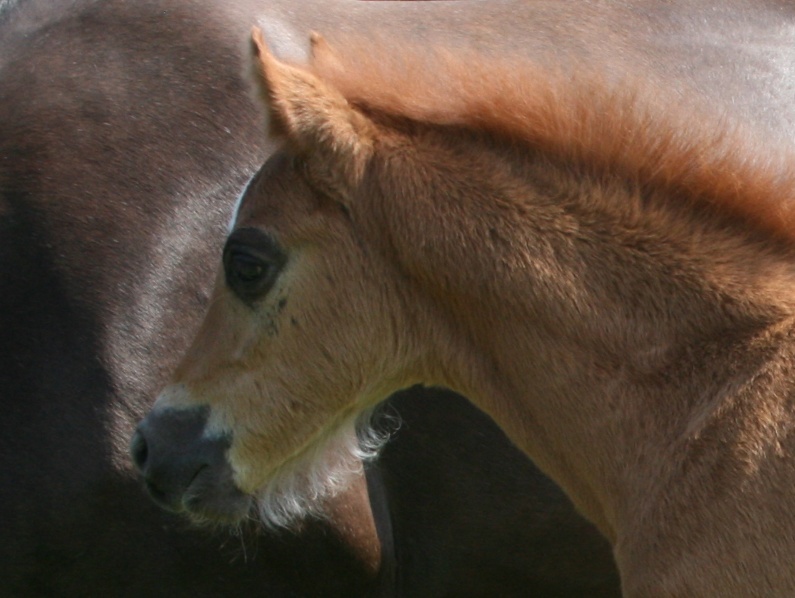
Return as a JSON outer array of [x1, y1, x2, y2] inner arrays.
[[233, 255, 265, 282]]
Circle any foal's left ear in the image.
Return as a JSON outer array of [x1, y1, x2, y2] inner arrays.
[[250, 27, 375, 196]]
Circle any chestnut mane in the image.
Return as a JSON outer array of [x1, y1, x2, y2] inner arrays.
[[310, 38, 795, 245]]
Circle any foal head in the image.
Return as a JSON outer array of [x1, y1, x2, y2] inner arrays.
[[130, 30, 437, 526]]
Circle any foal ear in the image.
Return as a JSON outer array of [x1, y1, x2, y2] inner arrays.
[[250, 27, 375, 194]]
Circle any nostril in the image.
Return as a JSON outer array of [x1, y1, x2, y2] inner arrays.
[[130, 430, 149, 471]]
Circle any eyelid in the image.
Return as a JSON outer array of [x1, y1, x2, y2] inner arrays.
[[224, 228, 284, 260], [222, 228, 287, 303]]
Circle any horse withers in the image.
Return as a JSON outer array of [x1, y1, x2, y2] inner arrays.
[[135, 21, 795, 597]]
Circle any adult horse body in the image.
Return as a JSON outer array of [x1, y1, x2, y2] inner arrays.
[[2, 0, 621, 596], [135, 2, 795, 596]]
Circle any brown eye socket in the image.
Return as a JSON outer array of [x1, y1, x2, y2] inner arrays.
[[223, 228, 286, 304]]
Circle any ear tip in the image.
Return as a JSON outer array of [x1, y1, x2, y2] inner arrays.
[[250, 25, 267, 58], [309, 31, 333, 62]]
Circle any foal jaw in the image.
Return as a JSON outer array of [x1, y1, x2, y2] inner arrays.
[[235, 407, 391, 529]]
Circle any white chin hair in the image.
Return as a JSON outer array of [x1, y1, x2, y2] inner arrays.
[[253, 407, 396, 529]]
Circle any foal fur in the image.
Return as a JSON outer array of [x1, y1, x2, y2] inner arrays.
[[249, 409, 388, 529], [159, 29, 795, 596]]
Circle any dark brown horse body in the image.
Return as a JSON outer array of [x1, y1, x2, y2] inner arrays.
[[1, 1, 618, 596]]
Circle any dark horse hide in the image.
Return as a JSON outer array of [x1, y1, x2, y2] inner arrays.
[[0, 1, 619, 596]]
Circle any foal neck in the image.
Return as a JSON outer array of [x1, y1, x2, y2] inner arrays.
[[366, 128, 795, 539]]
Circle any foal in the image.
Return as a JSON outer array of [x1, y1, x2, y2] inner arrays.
[[136, 29, 795, 596]]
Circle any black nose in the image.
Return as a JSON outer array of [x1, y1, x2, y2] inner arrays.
[[131, 406, 218, 511], [131, 405, 251, 523], [129, 428, 175, 504]]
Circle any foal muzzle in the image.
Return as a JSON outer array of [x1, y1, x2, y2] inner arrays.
[[130, 406, 250, 523]]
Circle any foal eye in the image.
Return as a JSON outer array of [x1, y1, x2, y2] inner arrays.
[[230, 253, 266, 283], [223, 228, 286, 303]]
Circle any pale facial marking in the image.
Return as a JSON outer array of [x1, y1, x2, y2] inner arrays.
[[153, 383, 196, 411]]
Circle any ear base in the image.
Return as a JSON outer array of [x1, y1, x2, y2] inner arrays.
[[250, 27, 374, 194]]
